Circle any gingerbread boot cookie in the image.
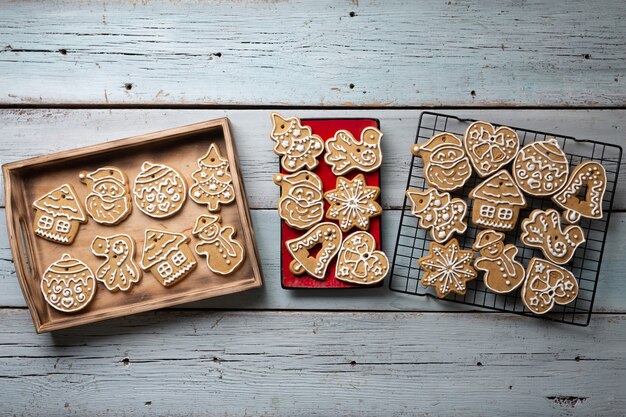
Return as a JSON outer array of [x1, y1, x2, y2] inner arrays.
[[192, 214, 245, 275], [472, 230, 525, 294], [91, 234, 142, 292]]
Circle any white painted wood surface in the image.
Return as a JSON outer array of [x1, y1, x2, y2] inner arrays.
[[0, 0, 624, 106]]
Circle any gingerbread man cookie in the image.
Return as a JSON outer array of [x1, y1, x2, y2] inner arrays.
[[552, 161, 607, 223], [133, 162, 187, 218], [335, 231, 389, 285], [522, 258, 578, 315], [468, 170, 527, 231], [472, 230, 525, 294], [286, 222, 342, 280], [41, 254, 97, 313], [406, 188, 467, 243], [270, 113, 324, 172], [140, 229, 197, 287], [418, 239, 477, 298], [91, 234, 142, 292], [463, 121, 519, 177], [79, 167, 132, 225], [32, 184, 87, 245], [189, 143, 235, 212], [324, 174, 382, 232], [513, 138, 569, 196], [411, 133, 472, 191], [324, 127, 383, 175], [273, 171, 324, 230], [192, 214, 245, 275]]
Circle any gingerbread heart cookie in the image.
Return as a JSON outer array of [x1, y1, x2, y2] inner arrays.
[[79, 167, 132, 225], [193, 214, 245, 275], [133, 162, 187, 218], [463, 121, 519, 177], [41, 254, 97, 313], [324, 127, 383, 175], [189, 143, 235, 212], [522, 258, 578, 315], [270, 113, 324, 172], [91, 234, 142, 292], [418, 239, 477, 298], [552, 161, 607, 223], [513, 138, 569, 196], [286, 222, 342, 280], [32, 184, 87, 245], [406, 188, 467, 243], [412, 133, 472, 191], [335, 231, 389, 285], [468, 170, 526, 231], [324, 174, 382, 232], [472, 230, 525, 294], [141, 229, 197, 287], [273, 171, 324, 230]]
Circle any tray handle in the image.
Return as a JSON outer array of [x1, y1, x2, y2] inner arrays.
[[13, 217, 36, 283]]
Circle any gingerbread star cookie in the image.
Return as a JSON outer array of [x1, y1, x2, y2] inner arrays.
[[273, 170, 324, 230], [286, 222, 342, 280], [463, 121, 519, 177], [324, 127, 383, 175], [324, 174, 382, 232], [412, 133, 472, 191], [406, 188, 467, 243], [270, 113, 324, 172], [513, 138, 569, 196], [552, 161, 607, 223], [79, 167, 132, 225], [335, 231, 389, 285], [522, 258, 578, 315], [472, 230, 525, 294], [91, 234, 142, 292], [189, 143, 235, 212], [192, 214, 245, 275], [133, 162, 187, 218], [41, 254, 97, 313], [418, 239, 477, 298], [32, 184, 87, 245]]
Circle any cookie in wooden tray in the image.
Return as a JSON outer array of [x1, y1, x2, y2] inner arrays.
[[40, 253, 97, 313], [79, 167, 132, 225], [189, 143, 235, 212], [133, 162, 187, 218], [141, 229, 197, 287], [32, 183, 87, 245], [193, 214, 245, 275], [91, 233, 142, 292]]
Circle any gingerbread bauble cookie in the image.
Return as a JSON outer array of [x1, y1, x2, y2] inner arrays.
[[41, 254, 97, 313], [463, 121, 519, 177], [79, 167, 132, 225], [412, 133, 472, 191], [133, 162, 187, 218], [513, 138, 569, 196]]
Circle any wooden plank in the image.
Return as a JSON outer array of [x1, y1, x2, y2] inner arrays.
[[0, 0, 624, 106], [0, 309, 624, 416]]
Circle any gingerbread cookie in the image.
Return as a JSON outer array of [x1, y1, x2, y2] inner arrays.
[[418, 239, 477, 298], [133, 162, 187, 218], [522, 258, 578, 315], [335, 231, 389, 285], [270, 113, 324, 172], [273, 171, 324, 230], [41, 253, 96, 313], [513, 138, 569, 196], [324, 174, 382, 232], [468, 170, 526, 231], [324, 127, 383, 175], [32, 184, 87, 245], [406, 188, 467, 243], [140, 229, 197, 287], [552, 161, 607, 223], [520, 209, 585, 265], [189, 143, 235, 212], [192, 214, 245, 275], [79, 167, 132, 225], [472, 230, 525, 294], [411, 133, 472, 191], [286, 222, 342, 280], [463, 121, 519, 177], [91, 234, 142, 292]]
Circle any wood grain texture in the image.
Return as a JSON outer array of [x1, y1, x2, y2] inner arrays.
[[0, 0, 625, 106]]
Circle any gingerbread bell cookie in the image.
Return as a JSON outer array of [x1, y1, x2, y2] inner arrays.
[[140, 229, 197, 287], [335, 231, 389, 285], [552, 161, 607, 223], [468, 170, 526, 231], [418, 239, 477, 298], [189, 143, 235, 212], [513, 138, 569, 196], [133, 162, 187, 218], [79, 167, 132, 225], [32, 184, 87, 245], [270, 113, 324, 172], [521, 209, 585, 265], [463, 121, 519, 177], [324, 174, 382, 232], [273, 171, 324, 230], [287, 222, 342, 280], [522, 258, 578, 314], [472, 230, 525, 294], [192, 214, 245, 275], [41, 254, 97, 313], [412, 133, 472, 191], [324, 127, 383, 175], [406, 188, 467, 243], [91, 234, 142, 292]]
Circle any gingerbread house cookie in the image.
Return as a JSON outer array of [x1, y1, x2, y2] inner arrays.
[[32, 184, 87, 245], [270, 113, 324, 172], [273, 171, 324, 230], [468, 170, 526, 231], [192, 214, 245, 275], [406, 187, 467, 243], [335, 231, 389, 285], [287, 222, 342, 280], [418, 239, 477, 298], [141, 229, 197, 287], [463, 121, 519, 177], [133, 162, 187, 219], [513, 138, 569, 196], [552, 161, 607, 223], [411, 133, 472, 191], [324, 127, 383, 175], [324, 174, 382, 232], [522, 258, 578, 315], [189, 143, 235, 212], [79, 167, 132, 225], [472, 230, 525, 294], [91, 234, 142, 292], [41, 254, 97, 313]]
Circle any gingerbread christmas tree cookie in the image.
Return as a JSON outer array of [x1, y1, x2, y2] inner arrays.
[[406, 187, 467, 243], [32, 184, 87, 245], [140, 229, 197, 287], [79, 167, 132, 225], [189, 143, 235, 212], [91, 234, 142, 292], [552, 161, 607, 223], [270, 113, 324, 172], [192, 214, 245, 275], [418, 239, 477, 298], [41, 253, 97, 313], [412, 133, 472, 191], [273, 171, 324, 230], [335, 231, 389, 285], [324, 127, 383, 175], [468, 170, 526, 231], [133, 162, 187, 218], [463, 121, 519, 177], [324, 174, 382, 232], [472, 230, 525, 294]]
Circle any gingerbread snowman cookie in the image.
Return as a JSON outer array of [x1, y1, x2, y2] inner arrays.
[[552, 161, 607, 223], [192, 214, 245, 275], [32, 184, 87, 245], [463, 121, 519, 177], [406, 188, 467, 243], [468, 170, 527, 231], [79, 167, 132, 225], [472, 230, 525, 294], [189, 143, 235, 212], [273, 171, 324, 230], [335, 231, 389, 285], [513, 138, 569, 196], [412, 133, 472, 191], [522, 258, 578, 315], [141, 229, 197, 287], [133, 162, 187, 218], [41, 254, 97, 313], [324, 174, 382, 232], [418, 239, 477, 298], [324, 127, 383, 175], [286, 222, 342, 280], [91, 234, 142, 292], [270, 113, 324, 172]]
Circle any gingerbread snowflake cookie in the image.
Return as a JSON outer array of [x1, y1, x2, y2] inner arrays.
[[522, 258, 578, 315], [412, 133, 472, 191], [273, 171, 324, 230], [324, 174, 382, 232], [472, 230, 525, 294], [513, 138, 569, 196], [469, 170, 526, 231], [32, 184, 87, 245], [418, 239, 477, 298], [141, 229, 197, 287], [192, 214, 245, 275], [286, 222, 342, 280], [335, 231, 389, 285], [79, 167, 132, 225], [270, 113, 324, 172], [189, 143, 235, 212], [463, 121, 519, 177], [552, 161, 607, 223], [133, 162, 187, 218], [406, 188, 467, 243], [41, 254, 97, 313], [91, 234, 142, 292], [324, 127, 383, 175]]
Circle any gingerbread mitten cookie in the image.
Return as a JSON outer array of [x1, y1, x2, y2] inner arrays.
[[324, 127, 383, 175], [193, 214, 245, 275], [406, 188, 467, 243], [522, 258, 578, 314], [552, 161, 607, 223], [79, 167, 132, 225], [91, 234, 142, 292], [412, 133, 472, 191], [133, 162, 187, 218], [273, 171, 324, 230], [513, 138, 569, 196], [189, 143, 235, 212], [141, 229, 196, 287], [41, 254, 96, 313], [324, 174, 382, 232], [463, 121, 519, 177], [472, 230, 525, 293], [468, 170, 526, 231], [270, 113, 324, 172], [335, 231, 389, 285], [286, 222, 342, 280], [418, 239, 477, 298], [33, 184, 87, 245]]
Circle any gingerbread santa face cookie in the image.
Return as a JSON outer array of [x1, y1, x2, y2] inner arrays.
[[192, 214, 245, 275], [286, 222, 342, 280], [335, 231, 389, 285], [418, 239, 477, 298], [189, 144, 235, 212], [552, 161, 607, 223], [79, 167, 132, 225], [468, 170, 526, 231], [520, 209, 585, 265], [270, 113, 324, 172], [41, 254, 96, 313], [140, 229, 197, 287], [513, 138, 569, 196], [324, 174, 382, 232], [472, 230, 525, 294], [133, 162, 187, 218], [463, 121, 519, 177], [32, 184, 87, 245], [412, 133, 472, 191], [324, 127, 383, 175], [91, 234, 142, 292], [273, 171, 324, 230], [406, 188, 467, 243], [522, 258, 578, 315]]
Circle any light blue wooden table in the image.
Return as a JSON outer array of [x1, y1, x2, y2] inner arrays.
[[1, 1, 625, 415]]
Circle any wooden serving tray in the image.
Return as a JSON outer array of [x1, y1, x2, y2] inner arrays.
[[3, 118, 263, 333]]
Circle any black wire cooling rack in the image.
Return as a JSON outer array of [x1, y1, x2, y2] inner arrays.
[[389, 111, 622, 326]]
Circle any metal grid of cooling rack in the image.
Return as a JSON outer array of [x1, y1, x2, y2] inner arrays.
[[389, 111, 622, 326]]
